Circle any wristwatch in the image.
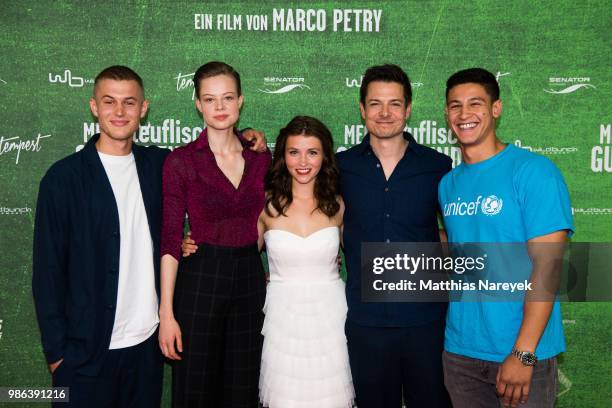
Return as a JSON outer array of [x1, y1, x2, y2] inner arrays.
[[511, 347, 537, 366]]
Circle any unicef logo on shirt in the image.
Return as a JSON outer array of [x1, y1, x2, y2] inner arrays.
[[443, 195, 504, 217], [481, 195, 503, 216]]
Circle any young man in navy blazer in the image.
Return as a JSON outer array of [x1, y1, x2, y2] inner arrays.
[[32, 66, 168, 407]]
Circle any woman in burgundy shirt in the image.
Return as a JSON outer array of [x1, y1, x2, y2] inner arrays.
[[159, 61, 270, 407]]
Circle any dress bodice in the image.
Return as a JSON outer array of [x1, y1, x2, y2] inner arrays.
[[264, 226, 340, 282]]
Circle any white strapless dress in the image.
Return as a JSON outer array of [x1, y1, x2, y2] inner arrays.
[[259, 226, 355, 408]]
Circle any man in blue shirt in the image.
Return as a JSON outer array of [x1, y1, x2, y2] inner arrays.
[[338, 64, 452, 407], [438, 68, 573, 408]]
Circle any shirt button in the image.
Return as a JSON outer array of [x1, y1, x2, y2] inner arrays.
[[384, 187, 389, 192], [385, 213, 390, 218], [385, 239, 391, 243], [112, 231, 119, 237], [106, 304, 115, 309], [376, 163, 381, 168]]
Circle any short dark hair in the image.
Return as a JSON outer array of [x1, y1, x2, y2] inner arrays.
[[265, 116, 340, 218], [360, 64, 412, 105], [193, 61, 241, 98], [94, 65, 144, 94], [446, 68, 500, 101]]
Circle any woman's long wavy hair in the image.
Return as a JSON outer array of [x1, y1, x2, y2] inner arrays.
[[265, 116, 340, 218]]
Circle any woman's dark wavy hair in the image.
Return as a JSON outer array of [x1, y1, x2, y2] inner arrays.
[[265, 116, 340, 218]]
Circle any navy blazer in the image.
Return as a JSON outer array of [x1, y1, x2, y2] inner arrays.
[[32, 134, 169, 375]]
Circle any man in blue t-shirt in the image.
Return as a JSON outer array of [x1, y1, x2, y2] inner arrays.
[[438, 68, 573, 408]]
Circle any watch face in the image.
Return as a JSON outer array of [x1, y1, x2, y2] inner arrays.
[[523, 353, 537, 365]]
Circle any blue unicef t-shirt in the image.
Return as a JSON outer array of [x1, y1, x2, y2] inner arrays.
[[438, 144, 574, 362]]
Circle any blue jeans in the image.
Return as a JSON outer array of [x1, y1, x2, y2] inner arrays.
[[443, 351, 558, 408]]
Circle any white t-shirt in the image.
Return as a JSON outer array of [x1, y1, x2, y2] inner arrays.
[[99, 151, 159, 349]]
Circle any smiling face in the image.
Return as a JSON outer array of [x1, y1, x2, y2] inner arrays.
[[285, 134, 324, 186], [360, 81, 411, 141], [89, 79, 148, 143], [445, 82, 502, 148], [195, 74, 243, 131]]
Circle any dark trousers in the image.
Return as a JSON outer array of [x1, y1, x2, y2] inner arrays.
[[51, 333, 163, 407], [443, 351, 559, 408], [346, 318, 451, 408], [172, 244, 266, 408]]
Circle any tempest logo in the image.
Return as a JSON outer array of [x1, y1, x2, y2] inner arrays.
[[0, 133, 52, 164], [175, 72, 196, 100]]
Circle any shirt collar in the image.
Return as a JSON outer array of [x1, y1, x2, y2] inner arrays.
[[358, 131, 424, 156], [194, 127, 252, 151]]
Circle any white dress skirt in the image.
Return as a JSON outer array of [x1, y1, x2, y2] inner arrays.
[[259, 226, 355, 408]]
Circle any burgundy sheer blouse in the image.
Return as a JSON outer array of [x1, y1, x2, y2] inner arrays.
[[161, 129, 271, 260]]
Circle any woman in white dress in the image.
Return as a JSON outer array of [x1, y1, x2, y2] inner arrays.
[[257, 116, 355, 408]]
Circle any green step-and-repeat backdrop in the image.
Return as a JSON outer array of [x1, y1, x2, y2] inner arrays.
[[1, 1, 610, 406]]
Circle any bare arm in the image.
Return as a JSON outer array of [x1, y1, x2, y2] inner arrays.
[[158, 254, 183, 360], [514, 233, 566, 350], [497, 230, 567, 407]]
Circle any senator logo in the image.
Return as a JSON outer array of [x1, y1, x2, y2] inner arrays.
[[443, 195, 503, 217], [258, 77, 310, 94], [544, 77, 595, 94], [48, 69, 93, 88]]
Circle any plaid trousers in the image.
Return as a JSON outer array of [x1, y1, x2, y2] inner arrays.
[[172, 243, 266, 407]]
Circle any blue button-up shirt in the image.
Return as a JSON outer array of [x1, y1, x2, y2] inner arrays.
[[338, 132, 452, 326]]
